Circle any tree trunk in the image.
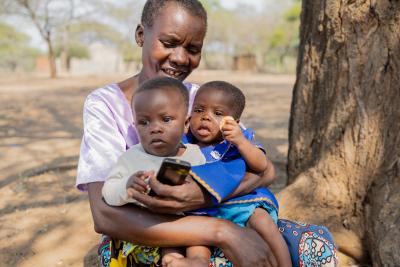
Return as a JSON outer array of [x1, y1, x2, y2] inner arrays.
[[278, 1, 400, 266], [47, 38, 57, 79], [60, 25, 70, 73]]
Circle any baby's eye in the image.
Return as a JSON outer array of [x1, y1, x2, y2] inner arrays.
[[215, 111, 224, 116], [163, 116, 173, 123], [193, 108, 203, 113], [138, 120, 150, 126]]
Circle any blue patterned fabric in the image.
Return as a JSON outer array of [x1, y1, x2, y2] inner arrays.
[[277, 219, 338, 267]]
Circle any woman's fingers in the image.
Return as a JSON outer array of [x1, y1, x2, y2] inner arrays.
[[150, 175, 210, 211], [128, 188, 185, 214], [149, 175, 182, 199], [127, 174, 209, 213]]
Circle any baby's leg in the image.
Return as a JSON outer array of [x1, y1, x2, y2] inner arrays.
[[162, 246, 211, 267], [247, 208, 292, 267]]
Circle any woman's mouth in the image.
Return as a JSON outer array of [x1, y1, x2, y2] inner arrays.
[[162, 68, 186, 79]]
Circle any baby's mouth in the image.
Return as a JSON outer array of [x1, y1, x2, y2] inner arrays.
[[151, 139, 166, 145], [196, 126, 211, 137]]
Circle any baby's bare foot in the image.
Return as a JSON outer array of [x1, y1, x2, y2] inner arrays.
[[163, 257, 209, 267]]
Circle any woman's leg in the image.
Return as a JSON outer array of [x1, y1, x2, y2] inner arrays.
[[277, 219, 338, 267]]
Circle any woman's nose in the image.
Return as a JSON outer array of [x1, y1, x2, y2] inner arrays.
[[170, 46, 189, 66]]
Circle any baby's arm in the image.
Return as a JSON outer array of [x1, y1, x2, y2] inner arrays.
[[221, 119, 268, 173], [102, 155, 153, 206], [102, 157, 133, 206]]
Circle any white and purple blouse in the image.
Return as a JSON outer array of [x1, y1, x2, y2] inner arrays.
[[76, 82, 199, 191]]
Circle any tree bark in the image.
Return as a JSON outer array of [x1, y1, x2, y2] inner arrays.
[[278, 1, 400, 266], [47, 38, 57, 79]]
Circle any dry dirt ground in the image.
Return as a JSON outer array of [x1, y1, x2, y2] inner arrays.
[[0, 70, 295, 267]]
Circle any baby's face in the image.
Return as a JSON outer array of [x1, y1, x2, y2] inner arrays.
[[190, 89, 235, 146], [133, 88, 187, 157]]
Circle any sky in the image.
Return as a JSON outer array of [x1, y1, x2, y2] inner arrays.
[[220, 0, 266, 9], [5, 0, 292, 51]]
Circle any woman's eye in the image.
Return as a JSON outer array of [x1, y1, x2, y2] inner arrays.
[[187, 46, 200, 55], [161, 41, 176, 48]]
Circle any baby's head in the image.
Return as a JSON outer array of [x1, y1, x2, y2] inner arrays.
[[190, 81, 245, 146], [132, 77, 189, 157]]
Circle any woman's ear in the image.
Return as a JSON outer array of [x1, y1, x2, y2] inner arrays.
[[135, 24, 144, 47], [184, 116, 191, 134]]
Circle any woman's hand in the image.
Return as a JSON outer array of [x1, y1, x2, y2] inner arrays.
[[219, 223, 278, 267], [128, 174, 212, 214]]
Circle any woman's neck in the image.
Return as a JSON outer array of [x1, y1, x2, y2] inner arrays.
[[117, 74, 140, 103]]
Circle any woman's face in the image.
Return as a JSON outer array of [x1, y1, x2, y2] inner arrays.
[[137, 3, 206, 82]]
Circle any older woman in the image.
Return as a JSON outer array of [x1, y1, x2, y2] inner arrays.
[[76, 1, 337, 267]]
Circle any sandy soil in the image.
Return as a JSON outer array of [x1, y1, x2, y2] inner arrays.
[[0, 70, 295, 266]]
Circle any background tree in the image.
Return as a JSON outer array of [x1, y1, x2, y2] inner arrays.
[[278, 1, 400, 266], [0, 22, 40, 71], [3, 0, 97, 78], [267, 2, 301, 72]]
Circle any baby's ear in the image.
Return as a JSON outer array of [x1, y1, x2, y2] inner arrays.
[[184, 116, 191, 134]]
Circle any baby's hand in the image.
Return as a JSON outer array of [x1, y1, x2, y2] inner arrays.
[[126, 170, 154, 196], [220, 117, 245, 146]]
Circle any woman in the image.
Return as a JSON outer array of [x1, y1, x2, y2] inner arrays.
[[77, 1, 337, 266]]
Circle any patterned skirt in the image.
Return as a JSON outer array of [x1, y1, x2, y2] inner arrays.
[[98, 219, 338, 267]]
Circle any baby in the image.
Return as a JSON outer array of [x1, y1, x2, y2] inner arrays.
[[163, 81, 291, 267], [102, 77, 206, 265]]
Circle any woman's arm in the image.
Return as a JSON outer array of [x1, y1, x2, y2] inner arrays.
[[88, 182, 277, 267], [130, 158, 276, 212]]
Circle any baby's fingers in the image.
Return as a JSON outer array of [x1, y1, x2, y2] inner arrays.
[[127, 184, 146, 196]]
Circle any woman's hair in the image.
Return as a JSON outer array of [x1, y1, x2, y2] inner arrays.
[[141, 0, 207, 28], [197, 81, 246, 119], [134, 77, 189, 110]]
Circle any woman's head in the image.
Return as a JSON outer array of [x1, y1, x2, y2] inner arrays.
[[136, 0, 207, 83], [141, 0, 207, 29]]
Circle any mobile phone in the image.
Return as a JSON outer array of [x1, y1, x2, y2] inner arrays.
[[156, 158, 191, 186]]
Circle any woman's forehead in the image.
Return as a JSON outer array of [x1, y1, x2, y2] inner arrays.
[[152, 3, 206, 32]]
